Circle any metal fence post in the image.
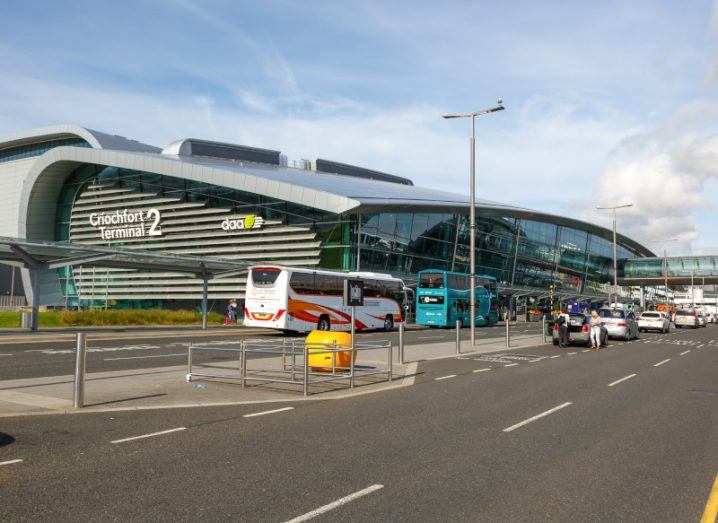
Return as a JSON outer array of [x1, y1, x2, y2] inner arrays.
[[241, 341, 247, 388], [388, 342, 393, 381], [541, 315, 547, 344], [73, 333, 86, 408], [350, 341, 355, 389], [186, 342, 193, 382], [455, 319, 461, 355], [398, 322, 405, 364], [505, 318, 510, 348], [303, 343, 309, 397]]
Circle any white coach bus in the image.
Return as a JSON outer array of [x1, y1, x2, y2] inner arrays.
[[244, 265, 409, 332]]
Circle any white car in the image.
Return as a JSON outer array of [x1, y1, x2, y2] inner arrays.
[[638, 311, 670, 333], [697, 313, 708, 327], [674, 309, 699, 329]]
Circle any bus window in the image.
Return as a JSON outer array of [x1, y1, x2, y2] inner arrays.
[[289, 272, 314, 294], [252, 268, 281, 287], [419, 272, 445, 289], [315, 274, 342, 296]]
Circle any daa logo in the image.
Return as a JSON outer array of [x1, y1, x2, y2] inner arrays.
[[221, 214, 265, 231]]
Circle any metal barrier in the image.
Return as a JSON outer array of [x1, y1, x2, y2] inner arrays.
[[186, 338, 393, 397]]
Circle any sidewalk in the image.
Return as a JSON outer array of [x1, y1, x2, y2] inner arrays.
[[0, 334, 549, 418]]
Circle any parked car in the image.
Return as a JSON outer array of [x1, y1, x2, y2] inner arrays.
[[552, 313, 608, 347], [638, 311, 670, 333], [697, 312, 708, 327], [674, 309, 699, 329], [598, 308, 639, 340]]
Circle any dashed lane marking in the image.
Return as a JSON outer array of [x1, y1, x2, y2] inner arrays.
[[653, 359, 671, 367], [111, 427, 187, 444], [550, 355, 561, 359], [504, 363, 519, 367], [608, 374, 637, 387], [0, 459, 23, 467], [435, 375, 456, 381], [680, 350, 691, 356], [243, 407, 294, 418], [567, 352, 576, 355], [582, 350, 590, 353], [473, 368, 491, 373], [503, 402, 573, 433], [285, 484, 384, 523]]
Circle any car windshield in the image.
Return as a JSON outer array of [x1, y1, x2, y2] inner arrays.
[[599, 309, 624, 319], [676, 310, 693, 316], [641, 313, 660, 318]]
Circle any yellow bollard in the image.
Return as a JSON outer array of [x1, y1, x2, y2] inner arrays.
[[305, 330, 354, 372]]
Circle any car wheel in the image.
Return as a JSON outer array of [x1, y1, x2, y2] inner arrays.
[[384, 315, 394, 332], [317, 315, 331, 331]]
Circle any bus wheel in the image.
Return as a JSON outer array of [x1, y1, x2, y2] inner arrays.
[[384, 315, 394, 332], [317, 315, 331, 331]]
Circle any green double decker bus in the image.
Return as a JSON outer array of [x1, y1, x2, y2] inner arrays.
[[415, 270, 499, 328]]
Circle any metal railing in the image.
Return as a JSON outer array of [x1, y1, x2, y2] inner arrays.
[[186, 338, 393, 396]]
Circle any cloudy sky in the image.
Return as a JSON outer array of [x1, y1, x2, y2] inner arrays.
[[1, 0, 716, 255]]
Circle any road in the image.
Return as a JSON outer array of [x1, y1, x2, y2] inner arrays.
[[0, 323, 544, 380], [1, 325, 716, 521]]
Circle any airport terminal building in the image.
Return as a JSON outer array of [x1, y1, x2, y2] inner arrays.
[[0, 125, 653, 309]]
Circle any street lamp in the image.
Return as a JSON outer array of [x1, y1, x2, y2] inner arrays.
[[443, 99, 505, 346], [596, 203, 633, 308], [659, 238, 679, 310]]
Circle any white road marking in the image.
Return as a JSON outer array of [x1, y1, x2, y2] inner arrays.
[[285, 484, 384, 523], [243, 407, 295, 418], [111, 427, 186, 444], [653, 359, 671, 367], [504, 363, 519, 367], [435, 374, 457, 381], [104, 353, 185, 361], [680, 350, 691, 356], [0, 459, 23, 466], [608, 373, 637, 387], [0, 353, 12, 357], [567, 352, 576, 355], [697, 344, 705, 348], [550, 355, 561, 359], [582, 349, 590, 353], [503, 402, 573, 433], [472, 368, 491, 374], [417, 336, 445, 340]]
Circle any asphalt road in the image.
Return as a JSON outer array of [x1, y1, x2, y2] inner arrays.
[[1, 325, 716, 521], [0, 323, 544, 381]]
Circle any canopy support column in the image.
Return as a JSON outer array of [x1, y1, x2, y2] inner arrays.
[[31, 268, 40, 332], [639, 285, 645, 309], [201, 277, 209, 330]]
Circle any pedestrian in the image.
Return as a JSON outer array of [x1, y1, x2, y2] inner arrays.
[[227, 300, 237, 326], [557, 312, 569, 348], [589, 310, 602, 349]]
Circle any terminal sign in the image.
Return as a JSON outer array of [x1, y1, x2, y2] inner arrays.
[[89, 208, 162, 240], [221, 214, 264, 231]]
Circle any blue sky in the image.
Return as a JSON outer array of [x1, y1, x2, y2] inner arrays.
[[1, 0, 717, 254]]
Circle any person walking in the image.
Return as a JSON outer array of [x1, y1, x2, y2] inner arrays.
[[557, 314, 569, 348], [589, 310, 602, 349], [227, 299, 237, 326]]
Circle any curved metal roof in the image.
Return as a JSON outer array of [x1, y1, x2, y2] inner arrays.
[[7, 125, 653, 257], [0, 124, 160, 153]]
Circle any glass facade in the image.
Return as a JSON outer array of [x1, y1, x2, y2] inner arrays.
[[54, 164, 646, 306], [355, 211, 644, 292], [0, 137, 90, 164]]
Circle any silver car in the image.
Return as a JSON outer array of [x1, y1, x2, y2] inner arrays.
[[638, 311, 670, 333], [598, 308, 639, 340], [697, 312, 707, 327], [552, 313, 608, 347], [675, 309, 699, 329]]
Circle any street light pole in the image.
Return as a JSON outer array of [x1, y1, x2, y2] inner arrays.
[[660, 238, 678, 310], [596, 203, 632, 308], [443, 99, 505, 345]]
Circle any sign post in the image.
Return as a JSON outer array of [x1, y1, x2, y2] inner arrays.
[[344, 279, 364, 388]]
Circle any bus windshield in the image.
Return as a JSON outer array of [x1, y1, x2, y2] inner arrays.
[[419, 272, 445, 289]]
